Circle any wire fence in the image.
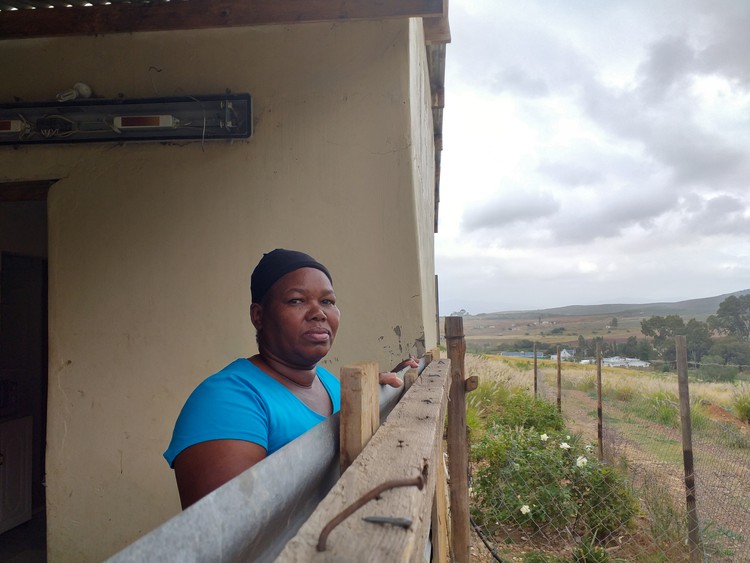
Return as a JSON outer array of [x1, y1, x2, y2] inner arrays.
[[468, 353, 750, 562]]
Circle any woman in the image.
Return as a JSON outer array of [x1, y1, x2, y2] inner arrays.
[[164, 249, 414, 508]]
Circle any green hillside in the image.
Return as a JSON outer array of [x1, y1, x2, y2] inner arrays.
[[472, 289, 750, 321]]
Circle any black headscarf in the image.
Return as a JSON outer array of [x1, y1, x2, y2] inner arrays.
[[250, 249, 333, 304]]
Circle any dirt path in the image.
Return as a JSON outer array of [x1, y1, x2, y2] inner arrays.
[[557, 387, 750, 562]]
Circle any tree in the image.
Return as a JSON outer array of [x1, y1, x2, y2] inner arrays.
[[708, 336, 750, 367], [684, 318, 713, 362], [640, 315, 685, 357], [576, 335, 588, 359], [708, 295, 750, 341], [610, 317, 618, 328], [620, 336, 638, 358], [636, 339, 654, 361]]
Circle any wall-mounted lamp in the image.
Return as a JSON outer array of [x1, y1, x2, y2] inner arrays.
[[0, 93, 252, 146]]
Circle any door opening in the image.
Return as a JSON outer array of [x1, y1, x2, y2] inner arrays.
[[0, 183, 51, 560]]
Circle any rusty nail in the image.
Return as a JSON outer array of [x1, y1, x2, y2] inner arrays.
[[316, 475, 423, 551]]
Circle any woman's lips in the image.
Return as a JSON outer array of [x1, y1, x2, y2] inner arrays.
[[304, 328, 330, 342]]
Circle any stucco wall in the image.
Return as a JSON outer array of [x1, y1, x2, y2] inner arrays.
[[1, 18, 436, 562]]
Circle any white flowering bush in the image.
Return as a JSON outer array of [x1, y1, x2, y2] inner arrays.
[[472, 426, 638, 542]]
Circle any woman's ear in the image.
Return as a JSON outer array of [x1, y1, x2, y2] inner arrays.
[[250, 302, 263, 331]]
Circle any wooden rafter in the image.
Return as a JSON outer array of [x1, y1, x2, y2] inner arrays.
[[0, 0, 446, 40]]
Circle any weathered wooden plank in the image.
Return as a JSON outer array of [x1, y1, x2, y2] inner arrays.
[[404, 367, 419, 391], [430, 394, 450, 562], [445, 316, 470, 563], [0, 0, 445, 40], [340, 361, 379, 474], [276, 359, 450, 562], [423, 0, 450, 44]]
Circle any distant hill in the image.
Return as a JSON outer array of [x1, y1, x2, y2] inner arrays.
[[472, 289, 750, 321]]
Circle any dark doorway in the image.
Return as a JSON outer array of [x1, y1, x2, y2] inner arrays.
[[0, 183, 51, 561]]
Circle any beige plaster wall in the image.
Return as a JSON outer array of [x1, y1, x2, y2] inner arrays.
[[1, 18, 437, 562]]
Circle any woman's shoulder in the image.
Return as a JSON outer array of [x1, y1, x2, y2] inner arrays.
[[189, 359, 273, 399]]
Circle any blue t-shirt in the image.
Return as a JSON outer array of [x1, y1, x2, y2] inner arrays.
[[164, 358, 341, 467]]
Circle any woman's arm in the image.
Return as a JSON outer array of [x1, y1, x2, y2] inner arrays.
[[173, 439, 267, 509]]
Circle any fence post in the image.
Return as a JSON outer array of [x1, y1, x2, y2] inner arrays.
[[676, 335, 703, 562], [445, 316, 470, 563], [339, 361, 379, 474], [404, 367, 419, 391], [597, 343, 603, 460], [556, 345, 562, 413], [533, 341, 538, 399]]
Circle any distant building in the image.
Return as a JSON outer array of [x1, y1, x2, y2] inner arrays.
[[501, 351, 545, 359], [549, 349, 576, 361], [602, 356, 651, 368]]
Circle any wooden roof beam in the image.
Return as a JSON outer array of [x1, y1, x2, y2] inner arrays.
[[0, 0, 445, 40]]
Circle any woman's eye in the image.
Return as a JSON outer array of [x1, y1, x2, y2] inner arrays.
[[288, 298, 303, 304], [322, 299, 336, 306]]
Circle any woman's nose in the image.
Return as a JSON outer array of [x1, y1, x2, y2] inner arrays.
[[309, 303, 327, 320]]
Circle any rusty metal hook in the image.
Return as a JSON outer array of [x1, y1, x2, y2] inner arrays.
[[316, 475, 424, 551]]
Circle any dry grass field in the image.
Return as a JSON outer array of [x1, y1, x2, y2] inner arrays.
[[465, 353, 750, 562], [458, 312, 647, 352]]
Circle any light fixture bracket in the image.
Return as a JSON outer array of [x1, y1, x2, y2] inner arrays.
[[0, 93, 252, 146]]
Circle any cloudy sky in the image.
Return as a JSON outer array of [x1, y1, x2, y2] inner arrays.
[[435, 0, 750, 314]]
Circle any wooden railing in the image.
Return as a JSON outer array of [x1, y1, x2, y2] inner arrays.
[[107, 319, 469, 563]]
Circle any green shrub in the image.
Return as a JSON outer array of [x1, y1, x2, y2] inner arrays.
[[572, 535, 610, 562], [466, 381, 510, 440], [633, 391, 679, 427], [733, 387, 750, 424], [640, 474, 686, 546], [602, 383, 636, 403], [696, 356, 738, 382], [471, 425, 638, 542], [488, 389, 566, 432], [689, 399, 711, 432]]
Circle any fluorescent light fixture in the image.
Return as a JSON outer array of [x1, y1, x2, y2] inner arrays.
[[0, 93, 252, 145]]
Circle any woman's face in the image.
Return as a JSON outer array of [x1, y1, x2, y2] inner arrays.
[[252, 267, 340, 369]]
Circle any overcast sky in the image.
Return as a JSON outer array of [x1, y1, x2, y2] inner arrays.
[[435, 0, 750, 314]]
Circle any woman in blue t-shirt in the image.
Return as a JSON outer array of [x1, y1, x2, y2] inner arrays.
[[165, 249, 414, 508]]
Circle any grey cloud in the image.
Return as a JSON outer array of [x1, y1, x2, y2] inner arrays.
[[581, 80, 748, 188], [681, 194, 750, 236], [537, 162, 605, 187], [695, 1, 750, 85], [462, 192, 560, 232], [636, 36, 696, 104], [491, 66, 549, 98], [495, 186, 676, 247]]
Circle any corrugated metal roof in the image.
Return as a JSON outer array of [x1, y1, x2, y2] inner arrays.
[[0, 0, 153, 11]]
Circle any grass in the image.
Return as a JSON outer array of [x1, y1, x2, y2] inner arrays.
[[464, 352, 749, 561]]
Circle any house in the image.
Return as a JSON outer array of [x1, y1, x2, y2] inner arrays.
[[549, 349, 576, 361], [0, 2, 449, 560], [602, 356, 651, 368]]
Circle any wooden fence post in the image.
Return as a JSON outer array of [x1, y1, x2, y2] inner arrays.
[[445, 316, 470, 563], [676, 335, 703, 562], [340, 361, 379, 474], [404, 367, 419, 391], [597, 343, 603, 460], [533, 341, 538, 399], [556, 345, 562, 413], [432, 378, 450, 563]]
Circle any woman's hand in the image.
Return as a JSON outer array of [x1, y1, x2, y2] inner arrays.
[[378, 356, 419, 388]]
